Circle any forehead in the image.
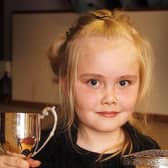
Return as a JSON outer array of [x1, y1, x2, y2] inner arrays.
[[76, 35, 135, 47], [76, 36, 138, 62], [75, 36, 139, 76], [75, 36, 137, 58]]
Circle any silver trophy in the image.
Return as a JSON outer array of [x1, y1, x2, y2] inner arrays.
[[0, 106, 57, 157]]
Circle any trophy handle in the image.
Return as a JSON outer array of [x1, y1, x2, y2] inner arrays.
[[32, 106, 57, 157]]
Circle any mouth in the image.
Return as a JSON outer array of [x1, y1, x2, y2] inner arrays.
[[97, 111, 119, 118]]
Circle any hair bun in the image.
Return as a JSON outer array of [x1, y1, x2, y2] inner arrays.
[[89, 9, 131, 24]]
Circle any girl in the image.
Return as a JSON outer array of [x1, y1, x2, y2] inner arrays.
[[0, 9, 159, 168]]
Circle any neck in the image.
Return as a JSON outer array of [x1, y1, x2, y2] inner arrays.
[[76, 125, 125, 154]]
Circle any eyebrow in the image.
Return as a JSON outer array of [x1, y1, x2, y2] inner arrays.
[[79, 73, 104, 79], [79, 73, 138, 80], [119, 75, 138, 80]]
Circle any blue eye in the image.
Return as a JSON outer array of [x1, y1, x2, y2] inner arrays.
[[119, 80, 129, 87]]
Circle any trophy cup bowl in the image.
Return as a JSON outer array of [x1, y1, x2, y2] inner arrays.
[[0, 106, 57, 157]]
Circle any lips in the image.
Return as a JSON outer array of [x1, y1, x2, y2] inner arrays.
[[97, 111, 119, 118]]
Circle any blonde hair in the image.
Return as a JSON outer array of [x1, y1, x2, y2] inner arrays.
[[48, 9, 153, 160]]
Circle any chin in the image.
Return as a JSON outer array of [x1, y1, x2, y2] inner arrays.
[[93, 124, 123, 133]]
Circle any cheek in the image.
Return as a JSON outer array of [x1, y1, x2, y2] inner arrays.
[[74, 84, 99, 109], [118, 89, 139, 110]]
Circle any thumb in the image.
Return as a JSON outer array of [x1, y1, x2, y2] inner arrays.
[[27, 158, 41, 168]]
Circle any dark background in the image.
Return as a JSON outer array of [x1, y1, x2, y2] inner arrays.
[[0, 0, 4, 60]]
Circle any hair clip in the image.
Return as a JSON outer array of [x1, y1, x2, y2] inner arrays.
[[95, 15, 111, 19]]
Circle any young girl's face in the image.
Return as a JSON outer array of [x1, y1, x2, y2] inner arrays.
[[74, 36, 140, 133]]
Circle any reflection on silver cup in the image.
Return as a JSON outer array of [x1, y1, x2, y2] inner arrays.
[[122, 149, 168, 168], [0, 106, 57, 157]]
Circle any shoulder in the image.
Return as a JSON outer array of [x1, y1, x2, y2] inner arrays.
[[124, 123, 160, 152]]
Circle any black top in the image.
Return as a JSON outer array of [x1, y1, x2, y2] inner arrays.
[[34, 123, 160, 168]]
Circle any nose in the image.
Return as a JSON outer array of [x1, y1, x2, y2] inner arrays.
[[101, 86, 118, 105]]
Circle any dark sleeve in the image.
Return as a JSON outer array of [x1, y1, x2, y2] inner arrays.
[[33, 130, 63, 168], [125, 123, 160, 152], [136, 134, 160, 150]]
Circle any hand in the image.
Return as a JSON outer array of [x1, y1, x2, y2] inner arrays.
[[0, 152, 41, 168], [27, 158, 41, 168]]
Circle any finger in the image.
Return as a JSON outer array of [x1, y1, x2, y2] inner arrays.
[[6, 151, 26, 158], [27, 158, 41, 168], [4, 156, 29, 168]]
